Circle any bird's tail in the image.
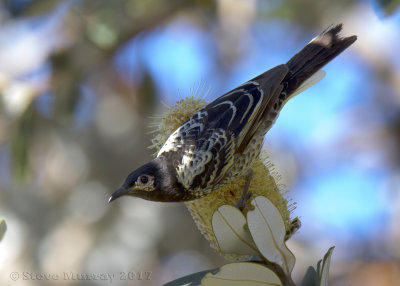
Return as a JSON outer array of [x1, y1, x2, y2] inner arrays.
[[283, 24, 357, 99]]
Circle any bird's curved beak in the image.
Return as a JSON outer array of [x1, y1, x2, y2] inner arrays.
[[108, 187, 127, 203]]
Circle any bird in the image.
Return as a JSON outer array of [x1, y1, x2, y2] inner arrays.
[[109, 24, 357, 203]]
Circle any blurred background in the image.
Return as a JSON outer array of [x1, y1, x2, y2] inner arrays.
[[0, 0, 399, 285]]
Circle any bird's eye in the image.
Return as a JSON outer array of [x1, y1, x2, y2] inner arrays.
[[139, 175, 149, 184]]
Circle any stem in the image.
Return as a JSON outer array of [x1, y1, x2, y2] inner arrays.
[[261, 259, 296, 286]]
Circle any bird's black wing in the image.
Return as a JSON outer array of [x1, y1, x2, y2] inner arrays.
[[158, 65, 288, 191], [203, 65, 289, 152]]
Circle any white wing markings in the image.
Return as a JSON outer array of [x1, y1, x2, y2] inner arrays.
[[211, 81, 264, 129], [157, 110, 208, 156], [239, 92, 254, 124], [176, 128, 232, 189], [218, 81, 259, 100], [212, 100, 237, 128]]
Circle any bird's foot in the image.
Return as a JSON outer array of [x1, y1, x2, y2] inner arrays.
[[285, 217, 301, 241], [235, 169, 254, 211]]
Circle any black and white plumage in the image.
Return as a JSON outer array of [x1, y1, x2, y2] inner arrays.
[[109, 24, 357, 203]]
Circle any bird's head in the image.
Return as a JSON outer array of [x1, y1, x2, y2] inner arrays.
[[108, 158, 187, 202]]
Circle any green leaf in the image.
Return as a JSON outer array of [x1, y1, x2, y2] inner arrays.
[[317, 247, 335, 286], [212, 205, 259, 256], [0, 219, 6, 242], [201, 262, 282, 286], [163, 269, 217, 286], [11, 104, 34, 183], [300, 266, 318, 286], [247, 196, 295, 275], [86, 8, 118, 49]]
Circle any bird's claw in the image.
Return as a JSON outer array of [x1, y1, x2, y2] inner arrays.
[[235, 191, 253, 211], [235, 169, 254, 211], [285, 217, 301, 241]]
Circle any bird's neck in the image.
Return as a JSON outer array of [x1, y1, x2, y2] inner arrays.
[[153, 155, 190, 200]]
